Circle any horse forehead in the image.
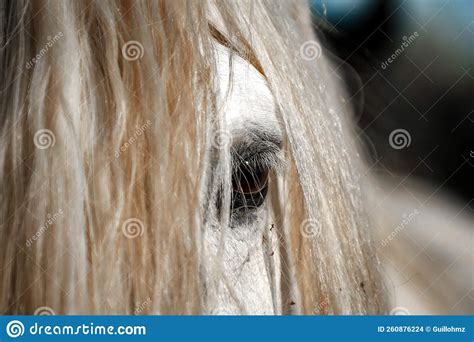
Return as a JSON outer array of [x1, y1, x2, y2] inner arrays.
[[214, 44, 282, 138]]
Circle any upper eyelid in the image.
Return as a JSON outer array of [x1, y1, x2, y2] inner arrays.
[[230, 138, 286, 174]]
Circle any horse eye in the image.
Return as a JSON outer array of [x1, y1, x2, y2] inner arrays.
[[231, 163, 269, 210]]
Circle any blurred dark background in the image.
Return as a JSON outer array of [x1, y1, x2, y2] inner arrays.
[[310, 0, 473, 209]]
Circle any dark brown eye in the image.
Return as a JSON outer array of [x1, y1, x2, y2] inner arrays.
[[232, 165, 268, 194], [231, 163, 269, 210]]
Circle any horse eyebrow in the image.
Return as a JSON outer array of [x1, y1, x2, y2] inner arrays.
[[209, 23, 266, 78]]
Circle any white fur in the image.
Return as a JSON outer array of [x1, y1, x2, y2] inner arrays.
[[203, 44, 282, 314]]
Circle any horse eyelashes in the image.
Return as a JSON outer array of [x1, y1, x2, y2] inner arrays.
[[225, 132, 283, 215]]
